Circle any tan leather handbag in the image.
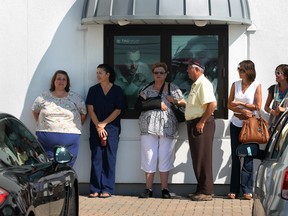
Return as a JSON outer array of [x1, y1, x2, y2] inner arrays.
[[239, 109, 270, 144]]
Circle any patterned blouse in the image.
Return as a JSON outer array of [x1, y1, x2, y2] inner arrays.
[[139, 82, 184, 139], [32, 91, 87, 134]]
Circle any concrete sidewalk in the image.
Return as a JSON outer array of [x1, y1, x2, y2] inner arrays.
[[79, 195, 253, 216]]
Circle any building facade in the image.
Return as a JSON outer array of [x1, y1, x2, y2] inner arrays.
[[1, 0, 288, 195]]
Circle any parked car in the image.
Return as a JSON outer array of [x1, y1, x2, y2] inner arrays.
[[237, 111, 288, 216], [0, 113, 78, 216]]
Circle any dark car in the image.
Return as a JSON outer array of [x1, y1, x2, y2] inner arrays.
[[0, 113, 78, 216], [237, 111, 288, 216]]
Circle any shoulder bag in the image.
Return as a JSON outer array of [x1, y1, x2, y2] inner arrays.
[[168, 83, 186, 122], [134, 81, 164, 111], [239, 107, 270, 144]]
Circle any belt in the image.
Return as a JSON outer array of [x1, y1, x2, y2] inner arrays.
[[186, 117, 201, 124], [186, 115, 214, 124], [234, 113, 249, 120]]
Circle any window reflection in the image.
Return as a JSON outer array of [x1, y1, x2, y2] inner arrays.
[[272, 118, 288, 159], [0, 118, 48, 167], [114, 36, 160, 109], [171, 35, 219, 106]]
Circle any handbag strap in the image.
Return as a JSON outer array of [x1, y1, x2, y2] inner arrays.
[[158, 82, 165, 96], [140, 81, 165, 96], [141, 81, 154, 92], [168, 82, 174, 105], [255, 105, 262, 118], [168, 82, 171, 96]]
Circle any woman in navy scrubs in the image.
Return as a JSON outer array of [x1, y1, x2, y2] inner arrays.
[[86, 64, 125, 198]]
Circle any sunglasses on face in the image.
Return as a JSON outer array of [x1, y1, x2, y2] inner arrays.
[[275, 70, 284, 76], [153, 71, 166, 75], [237, 67, 245, 73]]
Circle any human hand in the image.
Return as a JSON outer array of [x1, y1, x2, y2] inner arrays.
[[161, 102, 168, 111], [97, 122, 106, 131], [274, 107, 282, 116], [242, 109, 253, 118], [97, 122, 108, 138], [139, 91, 147, 100], [98, 128, 108, 138], [196, 122, 205, 134], [231, 101, 241, 107]]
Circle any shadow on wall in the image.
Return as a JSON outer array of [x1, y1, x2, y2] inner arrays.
[[19, 0, 88, 138], [19, 0, 92, 183], [169, 119, 232, 185]]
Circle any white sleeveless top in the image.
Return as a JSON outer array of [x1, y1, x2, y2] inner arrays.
[[231, 80, 260, 127]]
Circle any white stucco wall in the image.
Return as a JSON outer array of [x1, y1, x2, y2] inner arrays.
[[1, 0, 288, 185]]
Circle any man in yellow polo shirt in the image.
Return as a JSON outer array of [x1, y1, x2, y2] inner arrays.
[[185, 59, 217, 201]]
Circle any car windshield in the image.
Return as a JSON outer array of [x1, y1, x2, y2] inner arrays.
[[0, 117, 49, 167]]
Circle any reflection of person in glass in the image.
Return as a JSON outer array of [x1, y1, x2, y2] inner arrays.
[[115, 46, 153, 109], [171, 36, 218, 101]]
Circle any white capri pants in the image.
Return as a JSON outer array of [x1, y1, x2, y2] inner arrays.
[[141, 134, 176, 173]]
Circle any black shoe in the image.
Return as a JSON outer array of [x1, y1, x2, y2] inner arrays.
[[139, 189, 153, 198], [162, 189, 171, 199]]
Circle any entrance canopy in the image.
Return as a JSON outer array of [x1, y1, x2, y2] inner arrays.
[[82, 0, 251, 25]]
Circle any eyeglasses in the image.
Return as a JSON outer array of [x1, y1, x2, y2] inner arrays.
[[275, 70, 284, 76], [153, 71, 166, 75], [237, 67, 245, 73]]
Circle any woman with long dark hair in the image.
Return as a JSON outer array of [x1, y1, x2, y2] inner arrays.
[[264, 64, 288, 132], [86, 64, 125, 198]]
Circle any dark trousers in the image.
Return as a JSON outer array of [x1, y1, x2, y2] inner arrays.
[[89, 131, 119, 195], [36, 131, 80, 167], [229, 123, 253, 195], [187, 116, 215, 195]]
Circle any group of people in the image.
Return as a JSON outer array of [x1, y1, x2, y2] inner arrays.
[[227, 61, 288, 200], [30, 59, 288, 201], [32, 65, 125, 199]]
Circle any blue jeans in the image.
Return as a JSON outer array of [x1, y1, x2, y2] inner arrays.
[[229, 123, 253, 195]]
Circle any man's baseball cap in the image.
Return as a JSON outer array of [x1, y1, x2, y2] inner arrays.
[[188, 59, 205, 70]]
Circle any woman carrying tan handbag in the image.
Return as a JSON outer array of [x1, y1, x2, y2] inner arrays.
[[227, 60, 262, 200]]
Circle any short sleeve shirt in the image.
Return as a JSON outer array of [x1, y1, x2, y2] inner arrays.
[[85, 84, 126, 137], [32, 91, 87, 134], [185, 75, 216, 120], [138, 82, 184, 139]]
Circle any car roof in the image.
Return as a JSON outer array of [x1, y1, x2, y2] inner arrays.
[[0, 113, 16, 120]]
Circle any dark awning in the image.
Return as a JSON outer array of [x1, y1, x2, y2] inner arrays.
[[82, 0, 251, 25]]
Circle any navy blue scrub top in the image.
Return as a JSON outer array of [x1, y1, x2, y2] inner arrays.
[[86, 83, 126, 137]]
